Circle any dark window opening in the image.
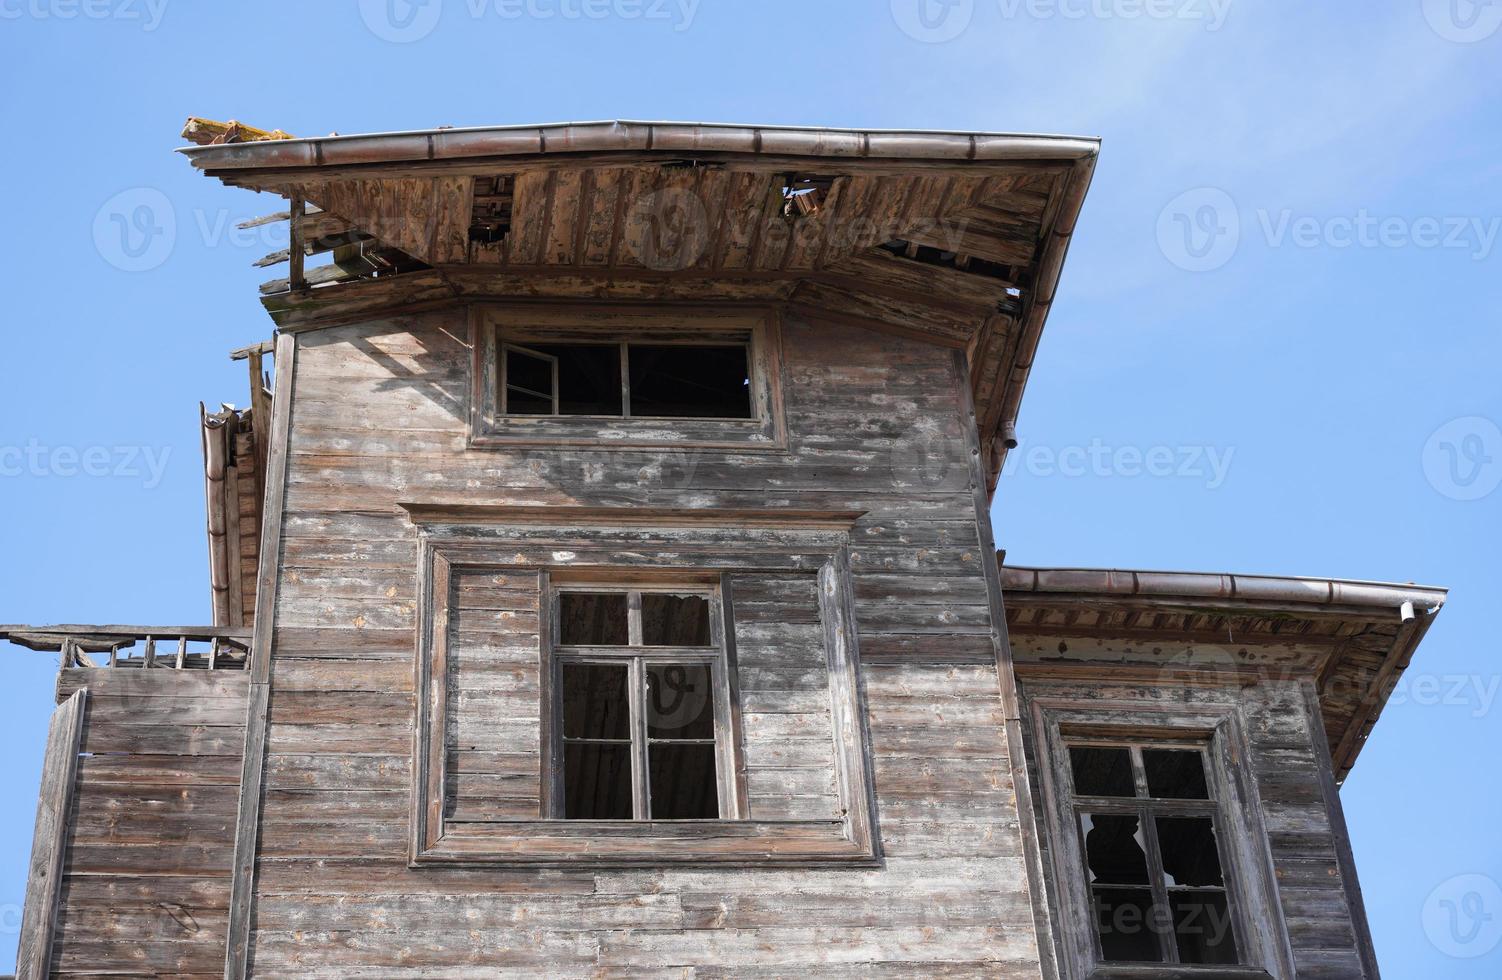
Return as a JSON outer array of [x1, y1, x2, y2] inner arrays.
[[1144, 749, 1210, 800], [642, 593, 712, 647], [500, 339, 752, 420], [1093, 888, 1163, 963], [505, 343, 622, 417], [629, 345, 751, 419], [1082, 814, 1150, 885], [649, 743, 719, 819], [1071, 746, 1137, 798], [503, 345, 556, 415], [1170, 891, 1240, 965], [559, 593, 630, 646], [560, 663, 633, 820]]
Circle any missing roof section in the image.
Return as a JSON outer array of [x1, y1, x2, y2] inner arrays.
[[470, 174, 515, 246], [879, 239, 1024, 307], [782, 174, 839, 220]]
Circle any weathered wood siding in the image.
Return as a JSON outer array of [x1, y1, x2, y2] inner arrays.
[[48, 668, 248, 978], [1016, 670, 1372, 979], [249, 306, 1044, 975]]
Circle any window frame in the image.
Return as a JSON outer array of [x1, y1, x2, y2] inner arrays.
[[471, 304, 788, 451], [540, 579, 749, 821], [1029, 698, 1293, 980], [1065, 737, 1244, 969]]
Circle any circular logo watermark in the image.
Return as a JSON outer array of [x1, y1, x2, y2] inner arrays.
[[1423, 416, 1502, 501], [889, 429, 965, 489], [1157, 187, 1240, 272], [360, 0, 443, 43], [891, 0, 974, 42], [92, 188, 176, 273], [628, 188, 710, 271], [1422, 0, 1502, 43], [1423, 873, 1502, 958]]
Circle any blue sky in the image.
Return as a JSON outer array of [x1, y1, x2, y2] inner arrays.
[[0, 1, 1498, 974]]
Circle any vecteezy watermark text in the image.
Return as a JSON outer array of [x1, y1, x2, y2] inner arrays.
[[1003, 439, 1236, 489], [1158, 187, 1501, 272], [0, 0, 168, 30], [359, 0, 700, 42], [0, 441, 172, 489], [891, 0, 1230, 43]]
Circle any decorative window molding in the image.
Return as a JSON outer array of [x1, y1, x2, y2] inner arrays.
[[1028, 698, 1295, 980], [469, 304, 788, 451], [408, 511, 878, 868]]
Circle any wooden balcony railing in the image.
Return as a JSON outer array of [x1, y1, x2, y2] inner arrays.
[[0, 626, 253, 670]]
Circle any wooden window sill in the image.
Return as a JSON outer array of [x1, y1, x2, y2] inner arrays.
[[413, 818, 878, 868]]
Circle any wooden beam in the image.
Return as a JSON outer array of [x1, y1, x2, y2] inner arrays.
[[224, 332, 298, 980], [953, 347, 1058, 977], [1301, 681, 1382, 979], [15, 689, 86, 980], [181, 117, 295, 147], [286, 193, 306, 292]]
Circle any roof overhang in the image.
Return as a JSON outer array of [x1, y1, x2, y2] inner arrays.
[[1001, 563, 1448, 783], [181, 120, 1101, 492]]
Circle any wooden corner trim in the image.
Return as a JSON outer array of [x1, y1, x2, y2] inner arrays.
[[224, 332, 300, 980]]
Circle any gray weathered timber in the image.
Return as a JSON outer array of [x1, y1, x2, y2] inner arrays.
[[35, 668, 249, 978], [241, 306, 1046, 974], [15, 689, 86, 980]]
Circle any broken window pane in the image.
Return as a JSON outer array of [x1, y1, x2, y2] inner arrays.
[[1070, 746, 1136, 798], [1081, 814, 1150, 885], [563, 742, 633, 820], [646, 664, 715, 740], [559, 593, 629, 646], [641, 593, 712, 647], [628, 344, 752, 419], [1092, 888, 1164, 962], [560, 662, 630, 740], [648, 743, 719, 819], [1157, 816, 1226, 888], [1144, 749, 1210, 800], [504, 346, 555, 415], [1171, 891, 1239, 964]]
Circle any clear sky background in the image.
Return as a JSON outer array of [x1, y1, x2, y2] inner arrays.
[[0, 1, 1497, 975]]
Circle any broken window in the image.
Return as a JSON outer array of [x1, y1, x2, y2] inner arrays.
[[1067, 740, 1242, 966], [500, 340, 752, 419], [550, 584, 732, 821]]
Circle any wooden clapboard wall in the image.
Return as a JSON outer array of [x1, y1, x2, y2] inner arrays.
[[43, 668, 249, 978], [249, 306, 1043, 974]]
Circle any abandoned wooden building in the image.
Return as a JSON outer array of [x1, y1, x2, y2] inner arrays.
[[1, 119, 1446, 978]]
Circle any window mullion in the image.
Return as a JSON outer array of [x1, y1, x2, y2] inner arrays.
[[1141, 802, 1179, 964], [630, 656, 650, 820], [620, 341, 632, 419]]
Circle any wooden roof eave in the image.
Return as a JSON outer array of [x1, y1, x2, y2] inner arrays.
[[187, 121, 1101, 496], [1000, 561, 1449, 782], [178, 120, 1100, 180]]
